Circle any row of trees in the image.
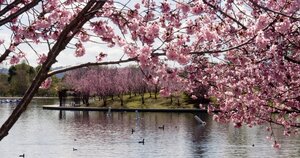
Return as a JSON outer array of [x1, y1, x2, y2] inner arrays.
[[64, 66, 162, 106]]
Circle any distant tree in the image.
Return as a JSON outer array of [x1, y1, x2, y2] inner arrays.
[[8, 63, 36, 96], [115, 68, 129, 106], [0, 74, 9, 96], [64, 68, 93, 106]]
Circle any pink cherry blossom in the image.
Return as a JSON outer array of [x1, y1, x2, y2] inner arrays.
[[10, 56, 20, 65], [37, 54, 47, 64], [40, 77, 52, 89], [74, 42, 85, 57], [96, 52, 107, 62]]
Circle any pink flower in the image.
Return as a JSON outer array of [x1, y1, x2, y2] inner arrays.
[[191, 4, 203, 15], [37, 54, 47, 64], [78, 31, 90, 42], [74, 42, 85, 57], [177, 54, 189, 65], [234, 122, 242, 128], [34, 19, 51, 29], [275, 19, 291, 34], [272, 141, 281, 149], [166, 45, 178, 60], [177, 3, 190, 14], [10, 56, 20, 65], [191, 95, 197, 100], [0, 39, 4, 45], [128, 18, 139, 31], [134, 3, 140, 9], [124, 44, 138, 58], [160, 87, 171, 97], [18, 51, 25, 58], [40, 77, 52, 89], [161, 2, 170, 13], [96, 52, 107, 62], [255, 31, 269, 49], [255, 13, 269, 31], [203, 29, 217, 41]]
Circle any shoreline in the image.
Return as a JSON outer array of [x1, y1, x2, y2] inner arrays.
[[43, 105, 219, 113], [0, 97, 57, 99]]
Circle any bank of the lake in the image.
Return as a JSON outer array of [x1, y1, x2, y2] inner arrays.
[[42, 105, 218, 113]]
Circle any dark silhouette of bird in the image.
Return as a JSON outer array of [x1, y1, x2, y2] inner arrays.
[[158, 125, 164, 130], [138, 139, 145, 144], [73, 148, 78, 151], [252, 144, 255, 147], [74, 139, 77, 141], [19, 154, 25, 157], [131, 128, 135, 134]]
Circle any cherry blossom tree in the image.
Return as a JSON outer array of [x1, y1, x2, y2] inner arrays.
[[0, 0, 298, 147], [64, 68, 93, 106]]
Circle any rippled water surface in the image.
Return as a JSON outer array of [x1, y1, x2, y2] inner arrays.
[[0, 99, 299, 158]]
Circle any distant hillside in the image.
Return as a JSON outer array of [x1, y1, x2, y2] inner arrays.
[[0, 68, 8, 74], [50, 66, 65, 79], [0, 67, 65, 78]]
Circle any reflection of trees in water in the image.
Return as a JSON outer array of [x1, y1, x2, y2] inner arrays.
[[82, 111, 89, 123], [59, 110, 66, 120]]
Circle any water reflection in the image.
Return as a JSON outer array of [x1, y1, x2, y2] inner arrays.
[[0, 101, 299, 158]]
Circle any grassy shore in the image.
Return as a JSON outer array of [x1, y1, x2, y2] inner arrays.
[[89, 93, 197, 109]]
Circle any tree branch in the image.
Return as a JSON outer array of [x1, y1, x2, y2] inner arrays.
[[202, 0, 248, 30], [0, 0, 42, 26], [284, 55, 300, 65], [249, 0, 300, 21], [0, 49, 11, 64], [0, 0, 22, 17], [47, 57, 137, 77]]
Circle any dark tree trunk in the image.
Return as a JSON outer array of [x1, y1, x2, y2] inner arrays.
[[103, 97, 107, 107], [154, 85, 158, 100], [141, 93, 145, 104], [119, 94, 124, 106], [111, 95, 114, 101], [120, 97, 124, 106]]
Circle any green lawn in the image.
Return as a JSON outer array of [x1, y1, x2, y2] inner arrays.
[[89, 93, 196, 109]]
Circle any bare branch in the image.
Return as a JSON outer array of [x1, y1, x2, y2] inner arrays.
[[47, 57, 137, 77], [284, 55, 300, 65], [202, 0, 248, 30], [0, 0, 22, 17], [249, 0, 300, 21], [0, 49, 11, 63], [0, 0, 42, 26]]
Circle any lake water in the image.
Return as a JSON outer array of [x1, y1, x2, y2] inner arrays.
[[0, 99, 299, 158]]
